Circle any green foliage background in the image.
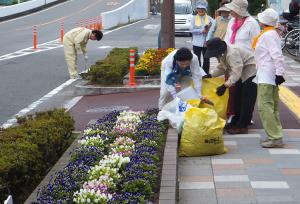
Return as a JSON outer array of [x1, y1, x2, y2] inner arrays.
[[206, 0, 268, 16]]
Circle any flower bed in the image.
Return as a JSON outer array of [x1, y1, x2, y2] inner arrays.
[[34, 109, 168, 203], [135, 48, 174, 76]]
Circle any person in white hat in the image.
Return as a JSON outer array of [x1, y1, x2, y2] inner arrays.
[[224, 0, 260, 52], [252, 8, 285, 148], [190, 2, 214, 74], [222, 0, 260, 127], [207, 6, 231, 41]]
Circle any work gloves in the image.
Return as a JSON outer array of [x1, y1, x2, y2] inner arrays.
[[84, 54, 88, 61], [202, 74, 212, 79], [216, 84, 227, 96], [275, 75, 285, 86]]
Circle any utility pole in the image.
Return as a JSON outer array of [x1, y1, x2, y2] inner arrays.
[[160, 0, 175, 48]]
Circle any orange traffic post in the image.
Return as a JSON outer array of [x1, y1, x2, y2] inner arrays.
[[99, 16, 102, 30], [89, 18, 93, 29], [80, 19, 84, 27], [60, 21, 64, 43], [93, 17, 97, 29], [129, 49, 136, 86], [33, 26, 37, 49], [85, 19, 89, 28]]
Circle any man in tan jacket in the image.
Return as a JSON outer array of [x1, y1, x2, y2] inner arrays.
[[203, 37, 257, 134], [63, 28, 103, 79]]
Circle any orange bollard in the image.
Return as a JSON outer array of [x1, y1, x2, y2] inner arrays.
[[85, 19, 89, 28], [99, 16, 102, 30], [33, 26, 37, 49], [129, 49, 136, 86], [89, 18, 93, 29], [60, 21, 64, 43], [93, 17, 97, 29], [80, 19, 84, 27]]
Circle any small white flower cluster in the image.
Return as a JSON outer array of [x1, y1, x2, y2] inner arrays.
[[73, 188, 112, 204], [78, 136, 105, 149], [84, 128, 108, 136], [74, 111, 139, 203], [112, 111, 143, 134]]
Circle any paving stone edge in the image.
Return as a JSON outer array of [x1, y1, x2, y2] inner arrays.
[[159, 128, 179, 204], [74, 80, 160, 96]]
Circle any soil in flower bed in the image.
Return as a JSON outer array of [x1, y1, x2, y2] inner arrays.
[[33, 109, 168, 204]]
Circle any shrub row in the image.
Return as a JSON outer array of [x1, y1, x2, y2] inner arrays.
[[83, 47, 139, 85], [0, 109, 74, 204]]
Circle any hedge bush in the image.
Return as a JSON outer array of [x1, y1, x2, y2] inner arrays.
[[0, 109, 74, 204], [83, 47, 139, 85]]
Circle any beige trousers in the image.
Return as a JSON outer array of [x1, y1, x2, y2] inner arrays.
[[63, 39, 78, 78]]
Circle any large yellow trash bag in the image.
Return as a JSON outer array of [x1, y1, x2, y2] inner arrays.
[[179, 107, 226, 157], [190, 78, 229, 119]]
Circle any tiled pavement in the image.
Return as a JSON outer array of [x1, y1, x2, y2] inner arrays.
[[178, 129, 300, 204]]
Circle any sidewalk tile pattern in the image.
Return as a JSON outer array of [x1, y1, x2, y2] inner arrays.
[[179, 129, 300, 204]]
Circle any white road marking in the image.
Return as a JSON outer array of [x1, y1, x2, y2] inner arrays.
[[225, 134, 261, 138], [179, 182, 215, 190], [98, 46, 113, 49], [1, 79, 76, 129], [269, 149, 300, 155], [0, 39, 63, 62], [107, 2, 119, 6], [214, 175, 249, 182], [212, 159, 244, 165], [224, 140, 237, 146], [64, 96, 83, 111], [251, 181, 290, 189], [143, 24, 160, 29]]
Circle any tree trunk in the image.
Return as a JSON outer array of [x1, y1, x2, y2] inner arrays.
[[160, 0, 175, 48]]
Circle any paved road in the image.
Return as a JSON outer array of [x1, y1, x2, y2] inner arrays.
[[0, 0, 130, 55], [0, 0, 131, 125]]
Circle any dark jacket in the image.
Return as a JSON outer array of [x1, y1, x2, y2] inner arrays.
[[289, 0, 299, 16]]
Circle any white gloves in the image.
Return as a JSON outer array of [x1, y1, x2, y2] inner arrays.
[[84, 54, 88, 61]]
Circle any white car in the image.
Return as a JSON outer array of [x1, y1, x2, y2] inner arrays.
[[175, 0, 193, 35]]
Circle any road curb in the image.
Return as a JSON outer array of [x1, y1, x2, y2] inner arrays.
[[74, 80, 160, 96]]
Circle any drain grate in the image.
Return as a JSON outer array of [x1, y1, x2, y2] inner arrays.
[[86, 106, 130, 113]]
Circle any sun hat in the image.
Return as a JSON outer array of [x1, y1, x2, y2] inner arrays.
[[217, 6, 231, 12], [204, 38, 227, 58], [225, 0, 249, 17], [257, 8, 279, 27], [196, 2, 208, 11]]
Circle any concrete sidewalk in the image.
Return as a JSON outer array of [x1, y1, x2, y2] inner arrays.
[[179, 129, 300, 204], [178, 55, 300, 204]]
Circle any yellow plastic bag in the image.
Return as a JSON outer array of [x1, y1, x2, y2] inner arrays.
[[189, 78, 229, 119], [179, 107, 226, 157]]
